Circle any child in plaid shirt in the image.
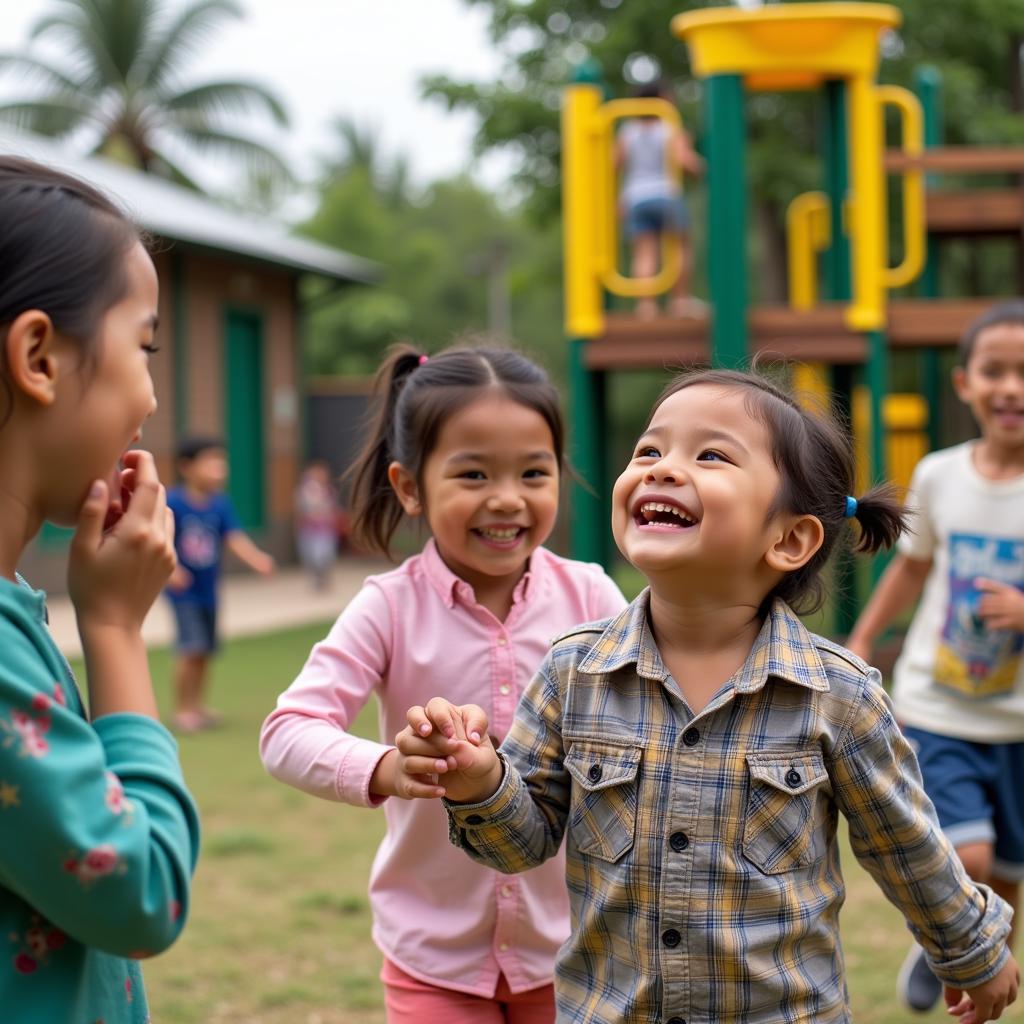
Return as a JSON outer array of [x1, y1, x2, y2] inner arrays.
[[397, 368, 1020, 1024]]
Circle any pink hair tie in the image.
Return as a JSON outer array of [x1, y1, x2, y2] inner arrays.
[[418, 354, 429, 366]]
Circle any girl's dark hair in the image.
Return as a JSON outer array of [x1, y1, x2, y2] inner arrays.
[[652, 368, 908, 614], [957, 300, 1024, 366], [0, 157, 141, 421], [346, 342, 565, 557]]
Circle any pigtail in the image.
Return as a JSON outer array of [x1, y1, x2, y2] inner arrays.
[[344, 343, 425, 557], [850, 481, 910, 555]]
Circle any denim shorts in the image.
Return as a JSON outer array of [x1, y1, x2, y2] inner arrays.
[[171, 601, 219, 656], [626, 196, 690, 238], [902, 725, 1024, 881]]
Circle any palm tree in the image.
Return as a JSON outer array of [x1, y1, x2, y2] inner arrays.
[[322, 116, 411, 208], [0, 0, 291, 190]]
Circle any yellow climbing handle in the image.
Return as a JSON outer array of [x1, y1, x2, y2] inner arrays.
[[877, 84, 924, 291], [595, 97, 683, 297], [786, 191, 830, 310]]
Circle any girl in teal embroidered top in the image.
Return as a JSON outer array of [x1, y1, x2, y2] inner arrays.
[[0, 157, 200, 1023]]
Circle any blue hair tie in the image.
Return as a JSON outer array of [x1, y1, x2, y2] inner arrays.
[[844, 495, 858, 519]]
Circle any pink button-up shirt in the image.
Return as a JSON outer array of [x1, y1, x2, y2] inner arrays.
[[260, 541, 626, 996]]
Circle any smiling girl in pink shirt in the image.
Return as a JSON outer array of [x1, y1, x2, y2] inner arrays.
[[260, 343, 625, 1024]]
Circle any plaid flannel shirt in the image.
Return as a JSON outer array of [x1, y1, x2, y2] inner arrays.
[[448, 592, 1012, 1024]]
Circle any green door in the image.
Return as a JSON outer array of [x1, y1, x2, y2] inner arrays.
[[224, 310, 265, 530]]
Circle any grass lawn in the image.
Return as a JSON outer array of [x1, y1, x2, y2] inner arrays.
[[72, 621, 1021, 1024]]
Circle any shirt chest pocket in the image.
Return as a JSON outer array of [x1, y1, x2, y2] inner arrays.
[[743, 750, 830, 875], [565, 740, 641, 864]]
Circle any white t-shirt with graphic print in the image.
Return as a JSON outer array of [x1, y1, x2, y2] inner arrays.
[[893, 441, 1024, 742]]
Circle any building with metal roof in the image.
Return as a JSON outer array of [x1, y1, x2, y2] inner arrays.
[[1, 127, 377, 592]]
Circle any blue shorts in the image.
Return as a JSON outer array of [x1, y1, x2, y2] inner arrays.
[[903, 725, 1024, 881], [626, 196, 690, 238], [170, 601, 219, 656]]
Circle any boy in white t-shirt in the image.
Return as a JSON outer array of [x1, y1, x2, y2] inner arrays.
[[849, 301, 1024, 1014]]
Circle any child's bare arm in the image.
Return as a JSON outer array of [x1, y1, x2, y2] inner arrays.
[[845, 552, 931, 660], [225, 531, 275, 575], [974, 578, 1024, 631], [673, 128, 705, 178]]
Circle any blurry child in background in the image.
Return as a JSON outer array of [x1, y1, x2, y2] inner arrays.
[[615, 80, 705, 320], [166, 437, 275, 733], [295, 459, 341, 590], [849, 301, 1024, 1013]]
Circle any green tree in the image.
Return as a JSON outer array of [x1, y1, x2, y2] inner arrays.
[[0, 0, 290, 189], [299, 120, 564, 378]]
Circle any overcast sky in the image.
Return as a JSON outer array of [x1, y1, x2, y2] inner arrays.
[[0, 0, 510, 196]]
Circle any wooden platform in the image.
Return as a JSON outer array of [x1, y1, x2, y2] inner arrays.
[[926, 189, 1024, 237], [586, 299, 995, 370], [885, 147, 1024, 175]]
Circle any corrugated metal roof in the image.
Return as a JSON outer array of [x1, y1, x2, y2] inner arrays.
[[0, 127, 379, 284]]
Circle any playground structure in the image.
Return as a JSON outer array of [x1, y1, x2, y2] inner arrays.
[[563, 2, 1024, 621]]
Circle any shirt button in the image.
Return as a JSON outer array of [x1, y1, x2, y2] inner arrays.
[[501, 885, 513, 897], [785, 768, 802, 788], [661, 928, 681, 948], [588, 763, 603, 783], [499, 684, 510, 696], [669, 831, 689, 852], [499, 942, 509, 951], [465, 814, 484, 825], [682, 727, 700, 746], [497, 636, 507, 646]]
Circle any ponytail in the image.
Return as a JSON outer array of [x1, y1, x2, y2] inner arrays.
[[345, 343, 424, 557], [849, 481, 907, 555]]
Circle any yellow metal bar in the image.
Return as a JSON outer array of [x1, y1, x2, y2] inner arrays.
[[853, 388, 928, 494], [786, 191, 830, 310], [562, 85, 604, 338], [792, 361, 830, 411], [845, 73, 885, 331], [596, 97, 684, 298], [876, 85, 925, 290]]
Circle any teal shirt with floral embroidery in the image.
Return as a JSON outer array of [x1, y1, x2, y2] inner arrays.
[[0, 576, 200, 1023]]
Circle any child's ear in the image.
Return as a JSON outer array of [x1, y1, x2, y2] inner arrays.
[[764, 513, 824, 574], [387, 461, 422, 517], [4, 310, 61, 406], [951, 364, 969, 403]]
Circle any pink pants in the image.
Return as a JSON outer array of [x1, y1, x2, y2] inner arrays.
[[381, 958, 556, 1024]]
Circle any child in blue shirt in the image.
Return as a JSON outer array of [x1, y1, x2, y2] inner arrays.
[[166, 436, 274, 732], [0, 156, 199, 1022]]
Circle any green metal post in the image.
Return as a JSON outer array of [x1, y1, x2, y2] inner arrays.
[[867, 329, 889, 484], [867, 327, 890, 584], [822, 80, 852, 302], [705, 74, 748, 367], [916, 65, 944, 450], [568, 338, 608, 565], [822, 80, 858, 633]]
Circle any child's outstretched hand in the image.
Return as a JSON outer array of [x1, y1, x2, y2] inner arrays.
[[68, 450, 176, 632], [394, 698, 503, 804], [975, 578, 1024, 632], [945, 954, 1019, 1023]]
